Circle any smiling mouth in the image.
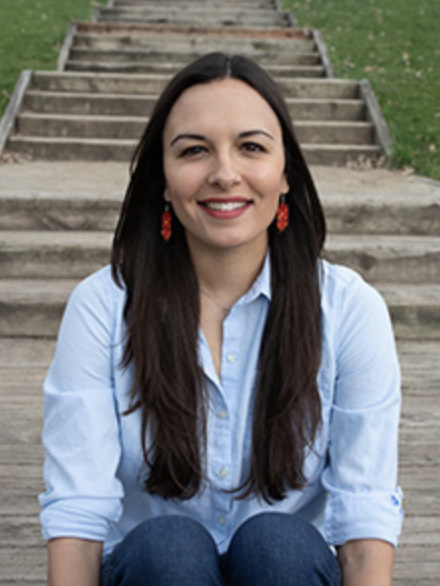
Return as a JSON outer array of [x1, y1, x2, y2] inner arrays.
[[198, 199, 252, 211]]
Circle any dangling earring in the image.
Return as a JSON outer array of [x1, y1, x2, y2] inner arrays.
[[276, 194, 289, 233], [161, 203, 172, 241]]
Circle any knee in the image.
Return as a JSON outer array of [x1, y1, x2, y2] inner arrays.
[[231, 512, 325, 554], [108, 515, 219, 581], [227, 513, 335, 578]]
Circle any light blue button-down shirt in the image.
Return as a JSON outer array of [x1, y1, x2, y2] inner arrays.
[[39, 256, 403, 556]]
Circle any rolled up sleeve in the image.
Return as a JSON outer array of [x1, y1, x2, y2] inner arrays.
[[322, 270, 404, 547], [39, 268, 124, 542]]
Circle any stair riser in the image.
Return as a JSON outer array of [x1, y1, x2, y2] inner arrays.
[[2, 244, 438, 283], [71, 36, 316, 53], [1, 300, 437, 339], [68, 49, 317, 65], [20, 99, 364, 122], [17, 116, 374, 145], [323, 250, 440, 284], [114, 0, 274, 5], [98, 7, 281, 16], [29, 77, 359, 99], [0, 200, 120, 232], [1, 200, 438, 236], [97, 11, 288, 26], [0, 303, 65, 338], [66, 61, 325, 78], [7, 139, 380, 165], [109, 4, 276, 11]]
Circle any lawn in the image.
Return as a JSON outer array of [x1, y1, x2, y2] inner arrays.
[[0, 0, 106, 117], [283, 0, 440, 180]]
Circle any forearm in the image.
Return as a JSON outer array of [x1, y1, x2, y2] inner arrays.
[[48, 538, 103, 586], [338, 539, 394, 586]]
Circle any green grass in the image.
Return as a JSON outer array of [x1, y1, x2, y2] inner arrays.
[[284, 0, 440, 180], [0, 0, 106, 117]]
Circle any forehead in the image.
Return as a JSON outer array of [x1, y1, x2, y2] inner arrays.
[[163, 78, 282, 138]]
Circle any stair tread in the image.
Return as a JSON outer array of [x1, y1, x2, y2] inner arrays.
[[1, 278, 439, 305], [2, 230, 439, 249], [25, 92, 361, 105], [18, 112, 372, 128]]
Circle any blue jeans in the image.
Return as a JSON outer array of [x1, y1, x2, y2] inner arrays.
[[101, 513, 342, 586]]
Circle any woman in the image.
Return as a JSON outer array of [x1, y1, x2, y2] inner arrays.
[[40, 53, 403, 586]]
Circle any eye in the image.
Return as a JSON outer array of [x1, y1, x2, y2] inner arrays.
[[180, 145, 207, 158], [241, 142, 267, 153]]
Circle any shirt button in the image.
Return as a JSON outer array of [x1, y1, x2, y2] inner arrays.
[[219, 516, 226, 526], [218, 409, 228, 419], [227, 353, 236, 363], [219, 468, 228, 479]]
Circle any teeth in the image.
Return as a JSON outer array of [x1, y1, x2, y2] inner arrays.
[[204, 201, 247, 211]]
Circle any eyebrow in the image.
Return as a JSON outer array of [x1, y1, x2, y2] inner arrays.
[[169, 129, 275, 147]]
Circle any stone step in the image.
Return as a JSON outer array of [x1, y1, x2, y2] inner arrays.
[[16, 113, 373, 144], [29, 72, 360, 99], [113, 0, 273, 5], [1, 278, 438, 339], [96, 9, 289, 27], [1, 231, 439, 283], [67, 47, 318, 66], [113, 0, 275, 8], [6, 135, 381, 165], [19, 95, 364, 121], [65, 60, 325, 78], [71, 32, 316, 53], [2, 191, 439, 236], [67, 48, 319, 65], [101, 5, 280, 16], [23, 92, 360, 118]]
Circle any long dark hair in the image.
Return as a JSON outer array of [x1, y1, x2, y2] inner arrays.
[[111, 53, 326, 503]]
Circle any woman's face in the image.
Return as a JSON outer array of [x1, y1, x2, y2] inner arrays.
[[162, 78, 288, 257]]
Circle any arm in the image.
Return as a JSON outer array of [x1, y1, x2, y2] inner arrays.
[[338, 539, 394, 586], [40, 270, 124, 581], [320, 268, 403, 557], [48, 538, 103, 586]]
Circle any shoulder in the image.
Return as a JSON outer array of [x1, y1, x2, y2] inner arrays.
[[320, 259, 388, 319], [319, 260, 396, 361], [69, 265, 125, 310], [60, 265, 126, 341]]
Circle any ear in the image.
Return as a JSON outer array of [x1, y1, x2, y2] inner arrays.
[[163, 187, 171, 202], [281, 173, 289, 195]]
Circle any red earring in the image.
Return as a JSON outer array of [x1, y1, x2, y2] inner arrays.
[[276, 195, 289, 233], [161, 203, 172, 241]]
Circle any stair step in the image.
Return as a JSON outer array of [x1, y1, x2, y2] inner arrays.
[[324, 234, 440, 283], [65, 60, 325, 78], [113, 0, 273, 5], [2, 192, 438, 236], [1, 231, 439, 282], [16, 113, 373, 144], [18, 95, 364, 121], [71, 32, 316, 53], [29, 72, 360, 99], [96, 9, 289, 27], [1, 279, 438, 339], [99, 7, 282, 19], [68, 47, 318, 64], [6, 136, 381, 164]]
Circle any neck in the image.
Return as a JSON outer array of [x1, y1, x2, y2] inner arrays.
[[187, 237, 268, 306]]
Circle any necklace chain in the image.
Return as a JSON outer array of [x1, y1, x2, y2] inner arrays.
[[200, 288, 232, 314]]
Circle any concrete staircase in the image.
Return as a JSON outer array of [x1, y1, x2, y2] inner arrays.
[[0, 163, 439, 340], [0, 0, 389, 166]]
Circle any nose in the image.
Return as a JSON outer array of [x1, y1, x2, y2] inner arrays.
[[207, 152, 241, 190]]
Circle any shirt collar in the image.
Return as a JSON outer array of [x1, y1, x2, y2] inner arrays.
[[236, 251, 272, 306]]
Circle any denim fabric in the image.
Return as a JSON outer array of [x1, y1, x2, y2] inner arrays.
[[101, 513, 342, 586]]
